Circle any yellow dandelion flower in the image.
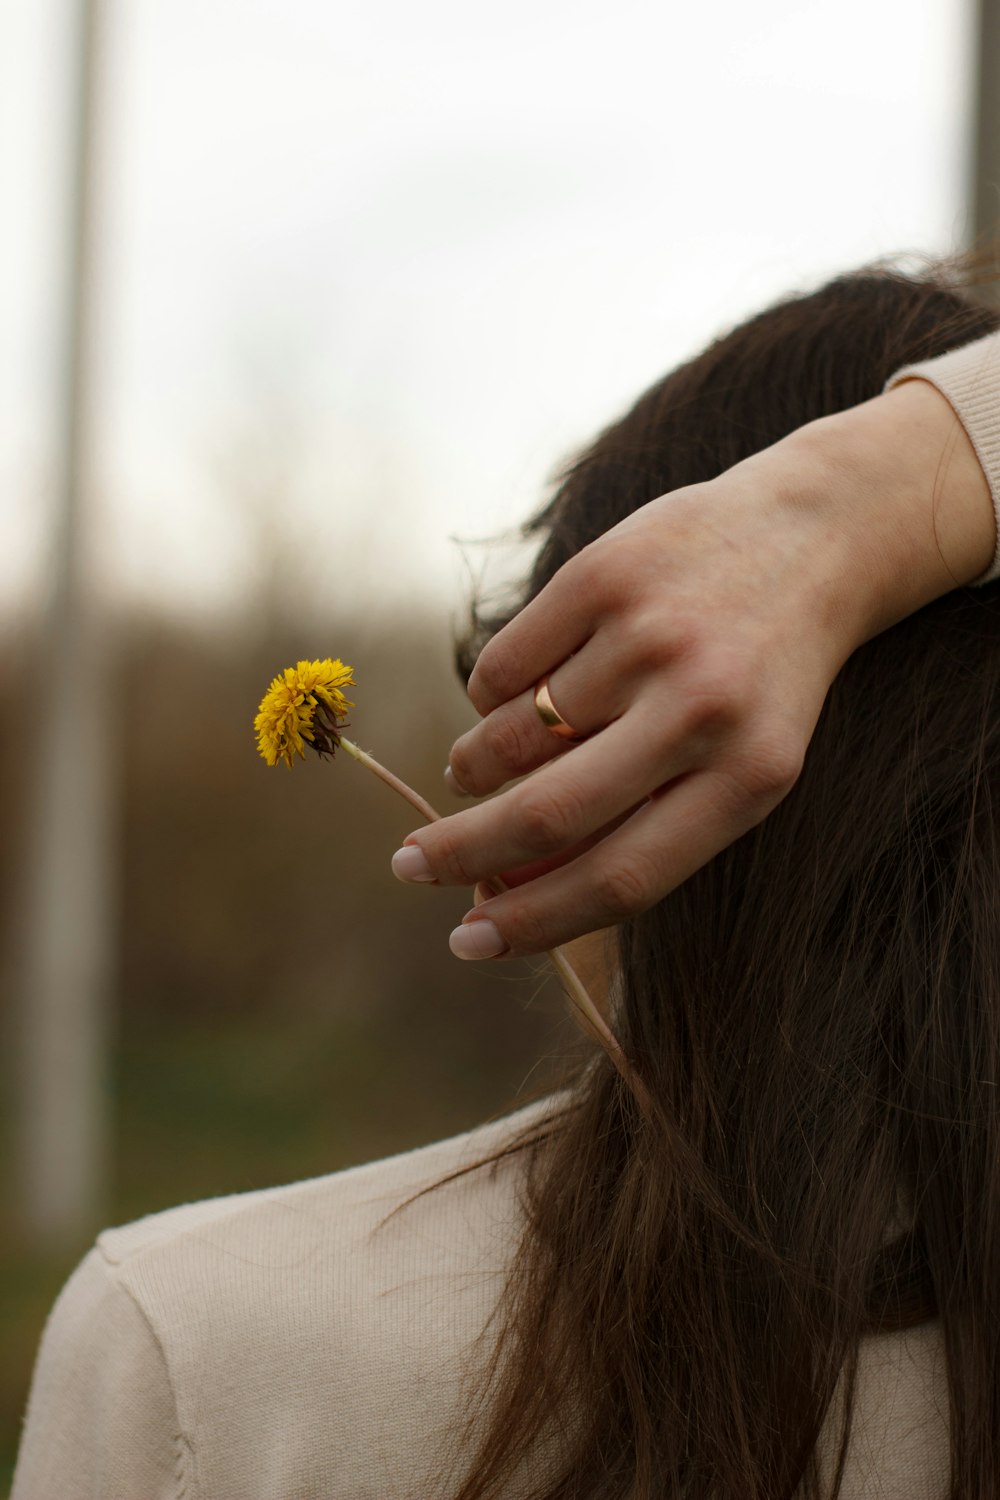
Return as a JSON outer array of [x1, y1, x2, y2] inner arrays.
[[254, 658, 355, 768], [250, 654, 636, 1097]]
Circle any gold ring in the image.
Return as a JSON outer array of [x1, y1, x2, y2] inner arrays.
[[534, 674, 582, 741]]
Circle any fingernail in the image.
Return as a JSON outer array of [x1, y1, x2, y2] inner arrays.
[[448, 918, 509, 960], [391, 845, 436, 882], [444, 766, 471, 797]]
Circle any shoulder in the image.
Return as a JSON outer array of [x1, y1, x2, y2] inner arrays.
[[98, 1095, 555, 1280], [98, 1094, 558, 1352], [15, 1098, 562, 1499]]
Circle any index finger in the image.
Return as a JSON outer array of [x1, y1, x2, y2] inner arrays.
[[467, 555, 597, 716]]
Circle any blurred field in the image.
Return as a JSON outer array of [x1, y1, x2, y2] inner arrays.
[[0, 609, 577, 1491]]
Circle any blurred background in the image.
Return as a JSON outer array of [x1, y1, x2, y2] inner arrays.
[[1, 0, 998, 1487]]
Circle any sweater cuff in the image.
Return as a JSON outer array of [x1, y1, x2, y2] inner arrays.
[[885, 331, 1000, 586]]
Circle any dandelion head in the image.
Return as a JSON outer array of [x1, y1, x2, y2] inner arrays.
[[254, 658, 355, 768]]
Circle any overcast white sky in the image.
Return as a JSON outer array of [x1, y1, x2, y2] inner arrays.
[[0, 0, 975, 620]]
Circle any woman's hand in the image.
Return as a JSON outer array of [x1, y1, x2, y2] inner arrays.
[[392, 379, 995, 958]]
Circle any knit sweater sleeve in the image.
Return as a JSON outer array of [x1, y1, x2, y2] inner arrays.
[[10, 1246, 188, 1500], [885, 329, 1000, 585]]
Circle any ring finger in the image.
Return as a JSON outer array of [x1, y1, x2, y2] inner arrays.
[[448, 639, 633, 798]]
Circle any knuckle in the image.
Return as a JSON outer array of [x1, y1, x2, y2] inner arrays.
[[423, 824, 476, 885], [619, 609, 677, 671], [593, 855, 657, 920], [571, 539, 646, 612], [469, 640, 519, 713], [484, 709, 536, 779], [758, 732, 805, 797], [498, 901, 551, 956], [725, 727, 804, 805], [618, 609, 707, 677], [515, 783, 584, 855], [447, 741, 480, 795], [564, 543, 605, 596]]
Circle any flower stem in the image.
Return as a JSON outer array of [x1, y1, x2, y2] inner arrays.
[[338, 736, 441, 825], [336, 734, 637, 1092]]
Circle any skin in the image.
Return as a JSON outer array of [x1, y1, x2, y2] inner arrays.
[[392, 377, 996, 959]]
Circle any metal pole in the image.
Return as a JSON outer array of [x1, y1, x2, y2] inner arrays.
[[15, 0, 113, 1248], [972, 0, 1000, 255]]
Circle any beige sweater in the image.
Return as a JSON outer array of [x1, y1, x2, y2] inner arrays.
[[9, 1100, 955, 1500], [11, 331, 1000, 1500], [12, 1103, 559, 1500]]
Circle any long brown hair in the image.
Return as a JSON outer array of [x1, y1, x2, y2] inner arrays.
[[447, 263, 1000, 1498]]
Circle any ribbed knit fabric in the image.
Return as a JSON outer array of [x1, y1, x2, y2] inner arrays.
[[886, 330, 1000, 585]]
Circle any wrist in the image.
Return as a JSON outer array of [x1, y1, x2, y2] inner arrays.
[[778, 380, 996, 647]]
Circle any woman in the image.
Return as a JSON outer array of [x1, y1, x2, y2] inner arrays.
[[12, 263, 1000, 1499]]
